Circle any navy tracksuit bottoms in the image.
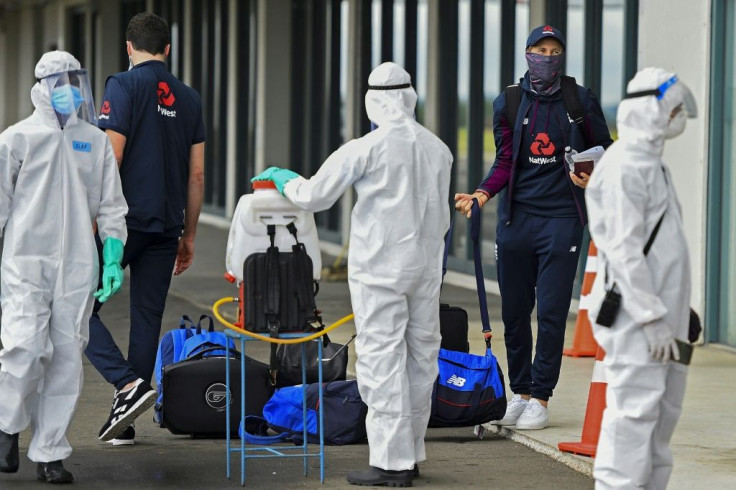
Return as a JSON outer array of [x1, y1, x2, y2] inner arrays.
[[85, 230, 180, 390], [495, 209, 583, 401]]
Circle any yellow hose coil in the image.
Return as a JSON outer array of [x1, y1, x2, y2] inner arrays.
[[212, 296, 354, 344]]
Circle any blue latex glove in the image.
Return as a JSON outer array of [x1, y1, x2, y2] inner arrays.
[[94, 237, 125, 303], [251, 166, 301, 195]]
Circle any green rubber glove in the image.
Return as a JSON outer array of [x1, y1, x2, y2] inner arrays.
[[251, 166, 301, 195], [94, 237, 125, 303]]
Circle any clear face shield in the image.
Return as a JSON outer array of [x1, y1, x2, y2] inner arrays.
[[42, 69, 97, 127]]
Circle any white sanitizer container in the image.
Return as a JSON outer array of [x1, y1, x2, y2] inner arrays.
[[226, 180, 322, 282]]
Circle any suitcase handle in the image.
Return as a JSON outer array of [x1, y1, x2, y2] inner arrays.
[[185, 343, 241, 361]]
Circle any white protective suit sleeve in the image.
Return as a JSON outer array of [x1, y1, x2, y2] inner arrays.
[[95, 136, 128, 243], [0, 134, 24, 235], [586, 164, 668, 325], [283, 138, 369, 212]]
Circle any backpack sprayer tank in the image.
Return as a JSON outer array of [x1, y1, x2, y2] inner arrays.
[[225, 180, 322, 283]]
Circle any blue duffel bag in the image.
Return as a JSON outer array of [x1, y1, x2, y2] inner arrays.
[[239, 379, 367, 446], [429, 200, 507, 427]]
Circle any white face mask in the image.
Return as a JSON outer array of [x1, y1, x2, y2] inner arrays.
[[665, 110, 687, 139]]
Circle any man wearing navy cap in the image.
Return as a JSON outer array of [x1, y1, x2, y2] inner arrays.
[[455, 25, 612, 430]]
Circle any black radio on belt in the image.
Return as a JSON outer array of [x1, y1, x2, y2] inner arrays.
[[596, 206, 667, 328], [595, 288, 621, 328]]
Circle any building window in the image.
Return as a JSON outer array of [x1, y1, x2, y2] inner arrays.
[[340, 0, 350, 143], [600, 0, 625, 136], [234, 0, 257, 200], [482, 0, 501, 266], [566, 0, 585, 84], [513, 0, 529, 82], [371, 0, 383, 68], [416, 0, 428, 123], [708, 0, 736, 347], [452, 0, 472, 258], [393, 0, 406, 67]]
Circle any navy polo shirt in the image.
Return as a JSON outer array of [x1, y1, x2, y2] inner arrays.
[[513, 100, 578, 218], [98, 60, 206, 235]]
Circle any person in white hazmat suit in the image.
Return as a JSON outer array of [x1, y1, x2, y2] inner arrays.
[[252, 62, 452, 487], [585, 67, 697, 490], [0, 51, 128, 484]]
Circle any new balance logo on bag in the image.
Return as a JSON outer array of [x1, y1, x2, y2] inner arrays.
[[447, 374, 466, 387]]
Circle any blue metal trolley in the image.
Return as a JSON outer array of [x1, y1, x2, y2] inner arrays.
[[225, 329, 325, 486]]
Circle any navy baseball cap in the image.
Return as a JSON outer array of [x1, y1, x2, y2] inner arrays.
[[526, 25, 565, 50]]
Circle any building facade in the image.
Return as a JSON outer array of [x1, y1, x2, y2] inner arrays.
[[0, 0, 733, 348]]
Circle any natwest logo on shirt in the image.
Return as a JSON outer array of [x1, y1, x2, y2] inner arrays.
[[530, 132, 555, 156], [157, 81, 177, 118], [157, 82, 176, 106], [99, 100, 111, 119], [529, 132, 557, 165]]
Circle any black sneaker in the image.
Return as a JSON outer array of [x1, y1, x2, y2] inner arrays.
[[98, 379, 156, 442], [109, 425, 135, 446]]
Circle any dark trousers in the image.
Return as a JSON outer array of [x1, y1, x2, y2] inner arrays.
[[495, 210, 583, 401], [85, 230, 179, 390]]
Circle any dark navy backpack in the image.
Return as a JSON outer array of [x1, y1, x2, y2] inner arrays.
[[153, 314, 236, 424], [239, 379, 367, 446]]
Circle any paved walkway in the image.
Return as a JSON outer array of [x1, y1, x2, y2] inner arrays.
[[2, 220, 732, 487], [170, 220, 736, 489]]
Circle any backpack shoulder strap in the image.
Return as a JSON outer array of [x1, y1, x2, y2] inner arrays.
[[504, 84, 521, 129], [239, 416, 291, 445], [560, 75, 585, 127]]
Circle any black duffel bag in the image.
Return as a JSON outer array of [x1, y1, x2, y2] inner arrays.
[[274, 334, 354, 387]]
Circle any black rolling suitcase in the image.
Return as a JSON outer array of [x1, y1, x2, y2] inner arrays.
[[439, 214, 471, 354], [161, 349, 273, 437], [439, 304, 470, 353]]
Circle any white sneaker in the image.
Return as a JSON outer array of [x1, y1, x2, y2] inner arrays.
[[489, 394, 529, 426], [515, 399, 549, 430]]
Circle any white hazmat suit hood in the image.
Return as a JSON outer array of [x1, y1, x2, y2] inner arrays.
[[0, 51, 127, 463], [365, 62, 417, 127], [615, 67, 696, 154], [585, 67, 694, 489], [283, 62, 453, 471]]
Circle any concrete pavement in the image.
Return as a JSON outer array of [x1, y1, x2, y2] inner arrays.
[[2, 220, 732, 487]]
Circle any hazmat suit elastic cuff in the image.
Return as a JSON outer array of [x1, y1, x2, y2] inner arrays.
[[282, 177, 307, 201]]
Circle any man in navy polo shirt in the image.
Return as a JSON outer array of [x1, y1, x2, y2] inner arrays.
[[455, 25, 612, 430], [85, 12, 205, 444]]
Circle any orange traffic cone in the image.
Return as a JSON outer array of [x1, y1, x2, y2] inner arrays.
[[564, 241, 599, 357], [558, 346, 607, 457]]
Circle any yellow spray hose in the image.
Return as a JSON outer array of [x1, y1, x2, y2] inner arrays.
[[212, 296, 354, 344]]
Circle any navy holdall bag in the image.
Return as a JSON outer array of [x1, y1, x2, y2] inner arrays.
[[239, 379, 367, 446], [429, 200, 507, 427]]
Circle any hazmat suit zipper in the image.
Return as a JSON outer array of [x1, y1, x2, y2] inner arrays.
[[58, 128, 67, 285]]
